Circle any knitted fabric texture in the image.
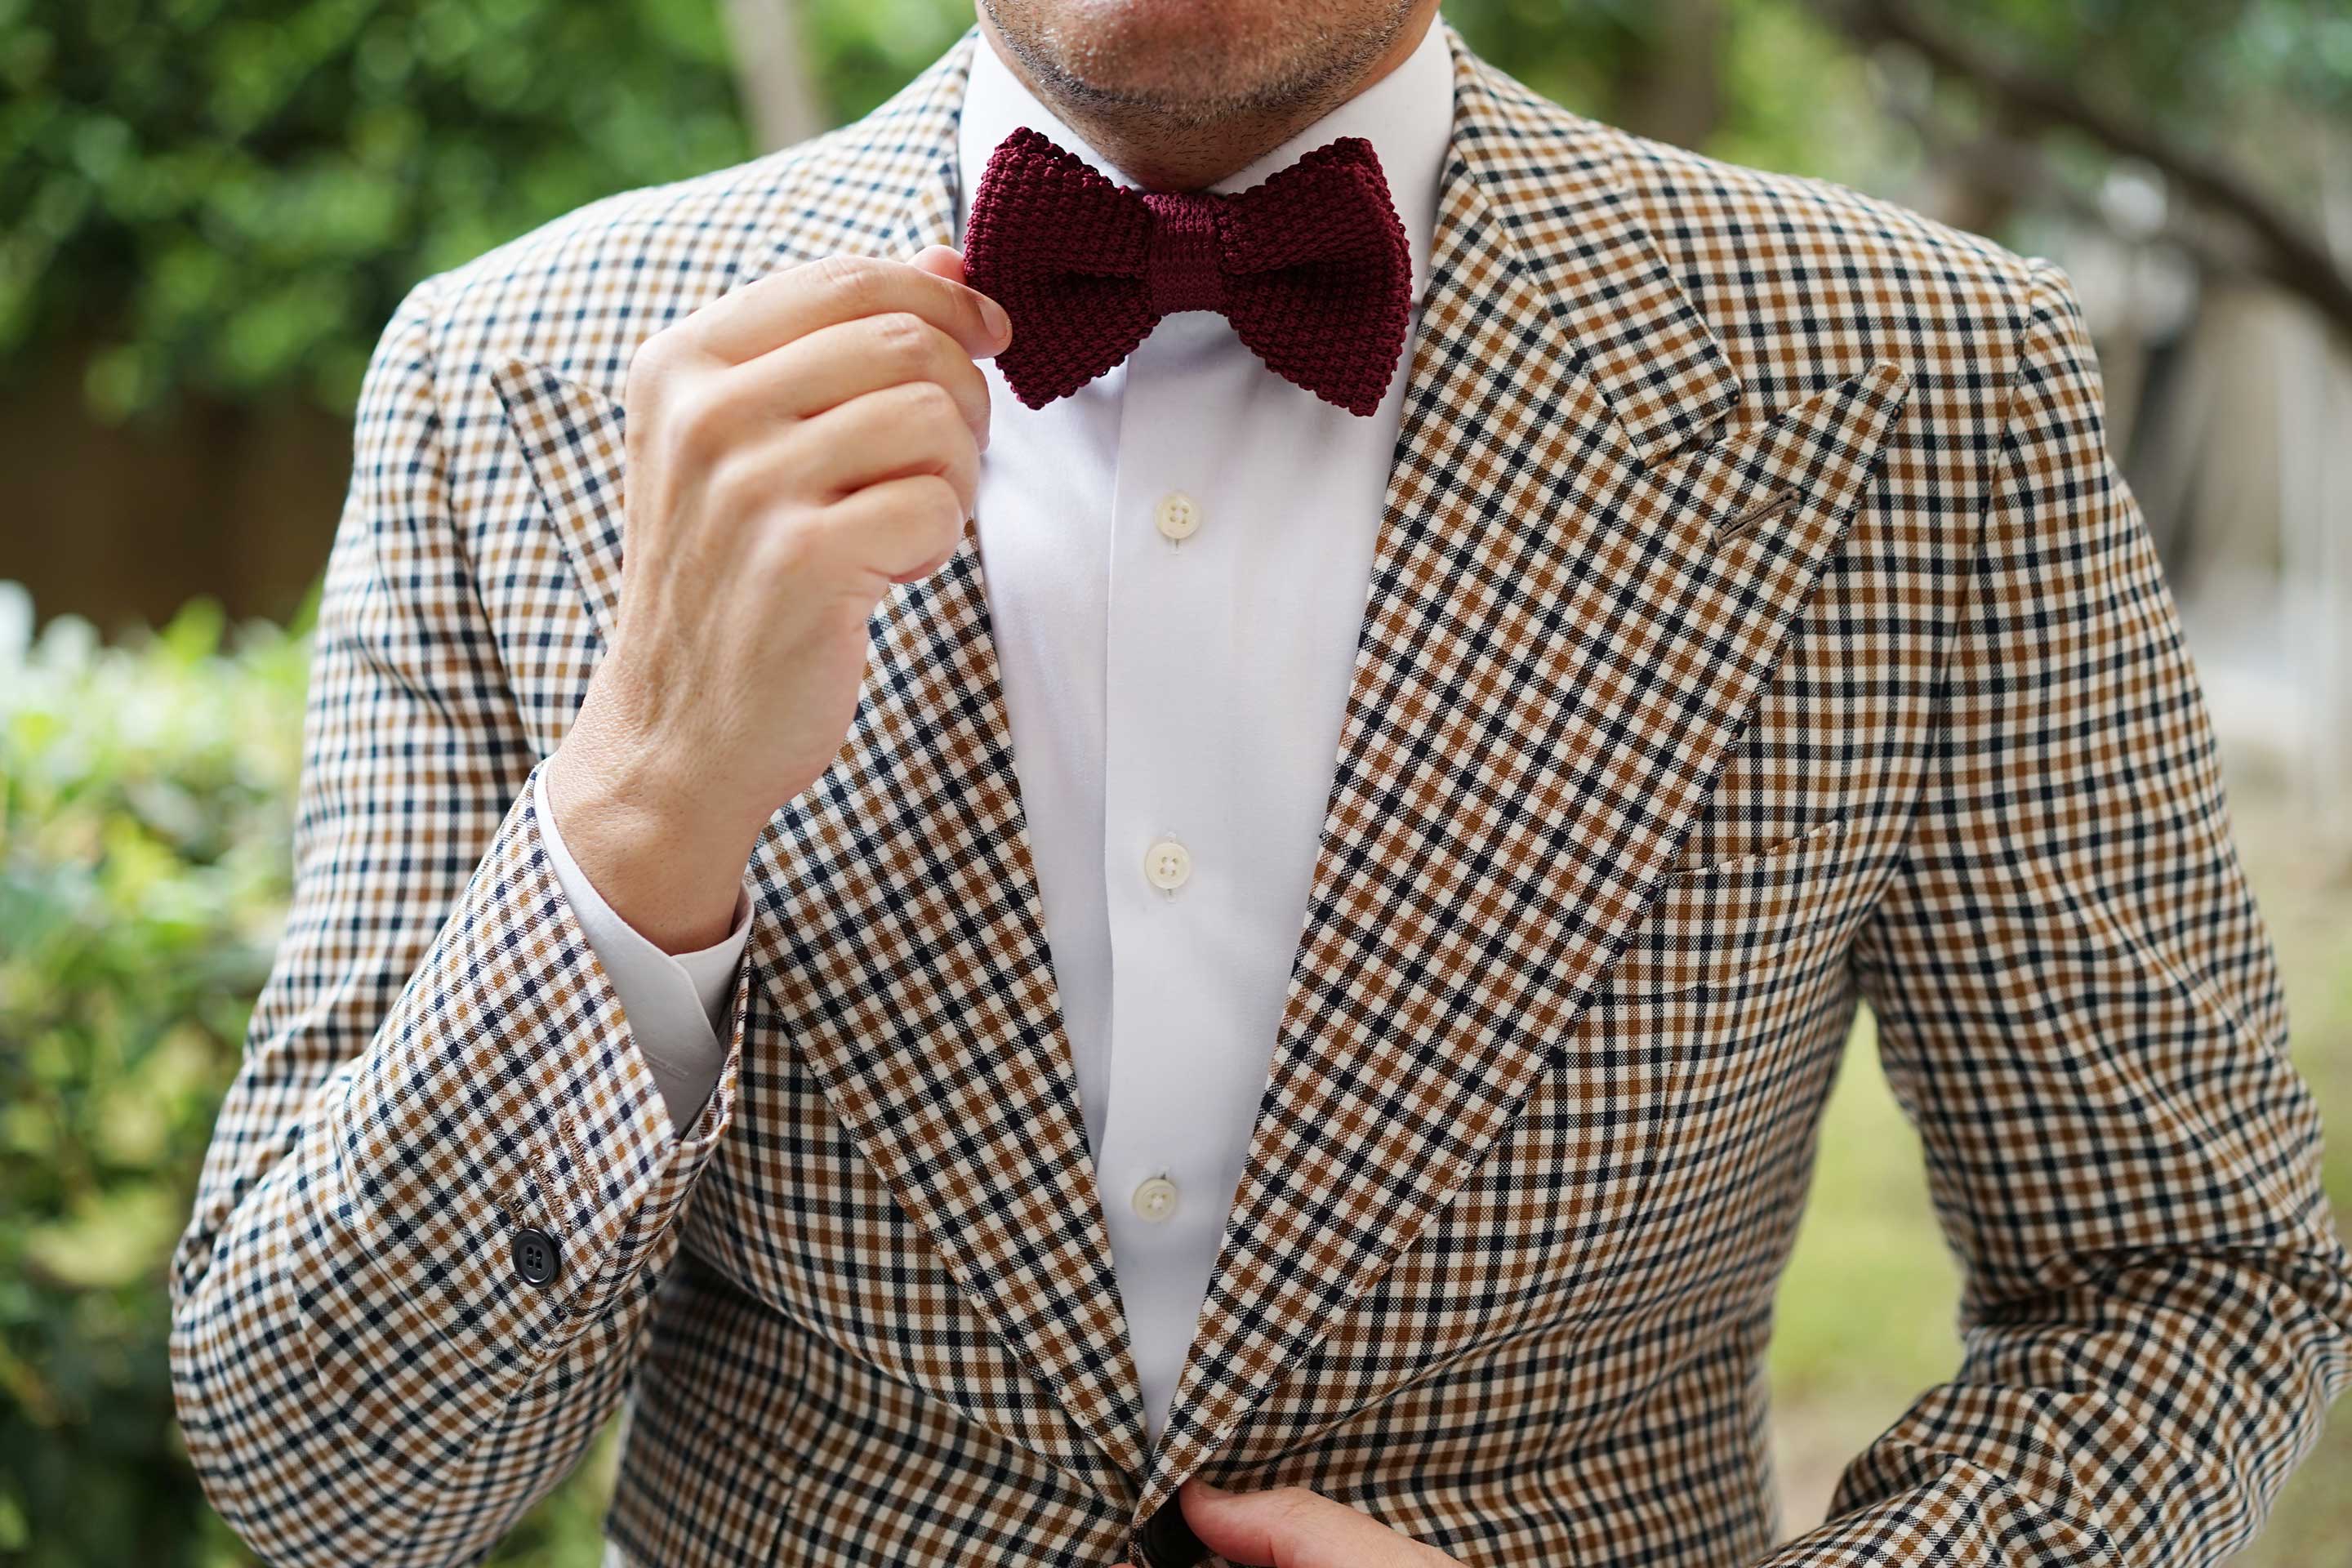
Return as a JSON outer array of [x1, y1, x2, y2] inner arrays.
[[962, 126, 1412, 416]]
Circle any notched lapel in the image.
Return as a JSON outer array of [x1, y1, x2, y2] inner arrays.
[[1136, 26, 1910, 1515], [490, 357, 629, 647], [1646, 360, 1913, 556]]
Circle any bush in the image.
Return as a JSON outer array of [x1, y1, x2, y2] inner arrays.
[[1, 0, 751, 419], [0, 584, 628, 1564], [0, 584, 305, 1564]]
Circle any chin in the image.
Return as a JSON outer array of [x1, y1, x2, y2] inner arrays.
[[986, 0, 1379, 110]]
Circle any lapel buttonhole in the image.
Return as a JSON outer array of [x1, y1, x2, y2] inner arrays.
[[1715, 488, 1797, 542]]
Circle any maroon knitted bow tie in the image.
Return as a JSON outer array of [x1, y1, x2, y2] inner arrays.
[[961, 126, 1412, 416]]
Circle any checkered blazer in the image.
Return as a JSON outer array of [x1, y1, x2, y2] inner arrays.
[[171, 20, 2352, 1568]]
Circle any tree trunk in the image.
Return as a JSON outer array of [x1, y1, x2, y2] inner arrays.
[[724, 0, 824, 153]]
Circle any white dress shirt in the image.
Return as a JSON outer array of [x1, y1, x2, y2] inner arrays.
[[543, 19, 1454, 1444]]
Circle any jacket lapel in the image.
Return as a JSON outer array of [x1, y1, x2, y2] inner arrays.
[[497, 30, 1157, 1488], [1133, 25, 1911, 1517]]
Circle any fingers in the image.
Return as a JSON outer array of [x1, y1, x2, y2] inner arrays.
[[790, 379, 980, 511], [1178, 1478, 1453, 1567], [687, 251, 1011, 363], [731, 310, 992, 449], [612, 243, 1000, 610], [906, 243, 966, 284], [817, 474, 969, 585]]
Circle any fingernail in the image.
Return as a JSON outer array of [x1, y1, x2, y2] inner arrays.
[[980, 293, 1012, 345]]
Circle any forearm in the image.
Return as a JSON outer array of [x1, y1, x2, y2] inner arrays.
[[170, 773, 744, 1565]]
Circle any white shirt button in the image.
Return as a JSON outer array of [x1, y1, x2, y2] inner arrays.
[[1131, 1175, 1180, 1223], [1154, 491, 1202, 541], [1143, 837, 1192, 891]]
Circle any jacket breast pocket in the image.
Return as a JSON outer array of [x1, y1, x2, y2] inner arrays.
[[1603, 817, 1848, 996]]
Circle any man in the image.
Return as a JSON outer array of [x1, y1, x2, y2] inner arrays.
[[169, 0, 2352, 1562]]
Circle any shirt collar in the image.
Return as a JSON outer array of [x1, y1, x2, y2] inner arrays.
[[953, 17, 1456, 305]]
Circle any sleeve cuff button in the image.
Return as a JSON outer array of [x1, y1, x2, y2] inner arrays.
[[513, 1227, 562, 1286]]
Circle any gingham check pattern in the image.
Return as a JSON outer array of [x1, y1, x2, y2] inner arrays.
[[170, 20, 2352, 1567]]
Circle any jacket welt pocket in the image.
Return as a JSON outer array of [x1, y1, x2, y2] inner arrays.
[[1605, 817, 1847, 996]]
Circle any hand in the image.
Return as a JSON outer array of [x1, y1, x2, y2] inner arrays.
[[544, 246, 1011, 951], [1118, 1477, 1461, 1567]]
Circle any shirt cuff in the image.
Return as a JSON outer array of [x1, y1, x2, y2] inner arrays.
[[532, 765, 752, 1130]]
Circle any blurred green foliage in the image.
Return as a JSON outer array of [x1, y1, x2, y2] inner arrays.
[[0, 0, 750, 417], [0, 586, 305, 1566], [0, 579, 644, 1556]]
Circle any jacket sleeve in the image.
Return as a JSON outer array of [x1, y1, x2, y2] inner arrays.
[[167, 277, 749, 1566], [1757, 261, 2352, 1566]]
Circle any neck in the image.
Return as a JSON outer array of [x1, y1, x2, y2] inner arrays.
[[973, 2, 1440, 192]]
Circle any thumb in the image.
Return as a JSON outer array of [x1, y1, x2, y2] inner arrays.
[[907, 243, 966, 283], [907, 243, 1012, 354]]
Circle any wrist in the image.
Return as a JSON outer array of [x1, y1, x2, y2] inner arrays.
[[543, 739, 755, 955]]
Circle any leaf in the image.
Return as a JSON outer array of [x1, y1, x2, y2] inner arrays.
[[20, 1183, 184, 1292]]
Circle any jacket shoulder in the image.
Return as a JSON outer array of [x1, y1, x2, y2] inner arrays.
[[1599, 125, 2047, 386], [1456, 48, 2050, 416], [1617, 126, 2033, 285]]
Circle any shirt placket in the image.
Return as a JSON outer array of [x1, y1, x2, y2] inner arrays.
[[1094, 315, 1262, 1441]]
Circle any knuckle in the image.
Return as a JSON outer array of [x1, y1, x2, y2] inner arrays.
[[639, 322, 686, 367], [666, 382, 728, 459], [702, 443, 764, 518], [903, 377, 958, 424], [889, 476, 959, 546], [624, 326, 684, 404], [815, 252, 880, 310], [871, 310, 930, 364], [922, 474, 968, 528]]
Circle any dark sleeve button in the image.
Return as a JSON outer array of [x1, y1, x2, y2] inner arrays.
[[1135, 1496, 1209, 1568], [512, 1227, 561, 1286]]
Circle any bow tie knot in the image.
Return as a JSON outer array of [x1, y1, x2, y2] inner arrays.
[[962, 127, 1412, 416], [1143, 194, 1228, 315]]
